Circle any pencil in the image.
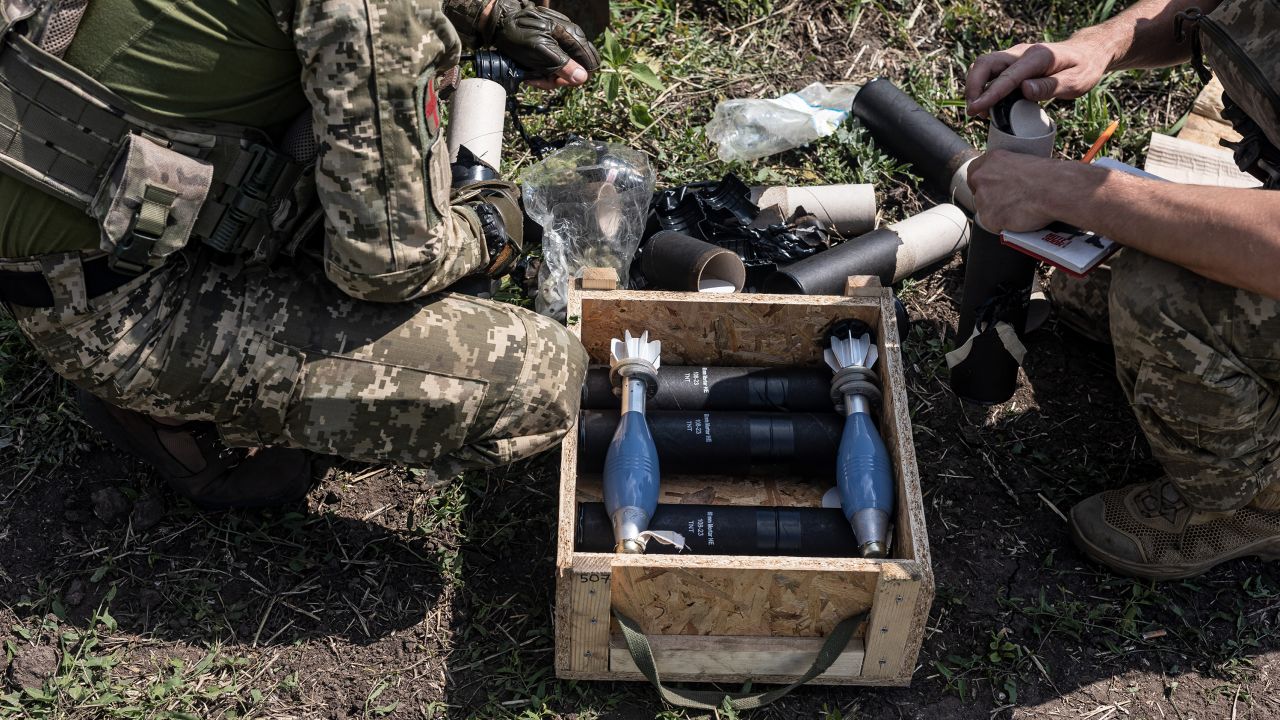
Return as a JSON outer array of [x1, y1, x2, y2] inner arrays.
[[1081, 119, 1120, 163]]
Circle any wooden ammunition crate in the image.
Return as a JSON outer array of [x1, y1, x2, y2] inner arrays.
[[554, 279, 933, 686]]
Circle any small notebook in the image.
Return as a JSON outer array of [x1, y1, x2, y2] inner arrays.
[[999, 158, 1163, 277]]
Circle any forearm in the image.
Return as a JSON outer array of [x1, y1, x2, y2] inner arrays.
[[1073, 0, 1221, 72], [1043, 163, 1280, 298]]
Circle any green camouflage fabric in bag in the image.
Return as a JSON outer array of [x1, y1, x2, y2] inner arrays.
[[1180, 0, 1280, 185]]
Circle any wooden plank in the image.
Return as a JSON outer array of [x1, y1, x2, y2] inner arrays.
[[608, 633, 867, 682], [861, 562, 924, 679], [1178, 76, 1241, 148], [568, 555, 613, 673], [878, 290, 928, 566], [609, 554, 881, 637], [574, 474, 828, 508], [899, 563, 935, 682], [1191, 75, 1228, 122], [580, 266, 619, 290], [844, 275, 883, 297], [555, 283, 587, 675]]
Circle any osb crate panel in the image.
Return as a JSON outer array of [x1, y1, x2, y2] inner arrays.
[[555, 286, 933, 687], [575, 474, 828, 508], [575, 292, 882, 367], [607, 634, 868, 684], [610, 561, 880, 637]]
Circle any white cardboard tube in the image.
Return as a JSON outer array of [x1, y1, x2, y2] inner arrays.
[[988, 99, 1056, 157], [762, 202, 971, 293], [949, 156, 976, 213], [749, 184, 877, 236], [447, 78, 507, 171], [889, 203, 972, 281], [953, 101, 1055, 216], [976, 99, 1056, 230]]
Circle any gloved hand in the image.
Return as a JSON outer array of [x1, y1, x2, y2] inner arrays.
[[445, 0, 600, 88], [454, 179, 525, 277]]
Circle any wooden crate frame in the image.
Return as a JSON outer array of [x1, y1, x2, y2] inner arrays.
[[554, 282, 933, 686]]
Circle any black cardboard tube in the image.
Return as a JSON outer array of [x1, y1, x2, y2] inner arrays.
[[950, 226, 1038, 404], [851, 78, 1038, 404], [581, 365, 833, 412], [850, 77, 980, 198], [765, 227, 900, 292], [947, 318, 1024, 403], [764, 204, 971, 294], [641, 230, 746, 292], [956, 227, 1037, 340], [575, 502, 858, 556], [578, 410, 842, 476]]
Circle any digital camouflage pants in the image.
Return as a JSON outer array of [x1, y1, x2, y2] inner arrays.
[[1050, 250, 1280, 511], [3, 249, 587, 475]]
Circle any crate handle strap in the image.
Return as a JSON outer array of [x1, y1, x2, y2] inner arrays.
[[614, 609, 869, 711]]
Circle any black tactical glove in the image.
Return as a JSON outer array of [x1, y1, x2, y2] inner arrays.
[[453, 179, 525, 277], [445, 0, 601, 79]]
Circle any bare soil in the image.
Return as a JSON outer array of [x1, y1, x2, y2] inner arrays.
[[3, 1, 1279, 718]]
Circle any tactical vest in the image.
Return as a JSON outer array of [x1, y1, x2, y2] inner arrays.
[[0, 0, 318, 273], [1178, 0, 1280, 188]]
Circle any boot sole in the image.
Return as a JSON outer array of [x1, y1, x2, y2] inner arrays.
[[1071, 522, 1280, 581]]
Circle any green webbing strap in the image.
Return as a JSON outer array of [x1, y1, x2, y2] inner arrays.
[[615, 609, 869, 711], [136, 184, 177, 237]]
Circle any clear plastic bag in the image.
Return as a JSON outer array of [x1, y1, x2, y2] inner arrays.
[[522, 140, 656, 320], [704, 82, 861, 162]]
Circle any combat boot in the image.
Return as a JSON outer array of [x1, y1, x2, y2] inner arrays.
[[77, 390, 313, 511], [1070, 478, 1280, 580]]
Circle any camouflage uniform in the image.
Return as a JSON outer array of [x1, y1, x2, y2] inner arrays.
[[1048, 0, 1280, 514], [1050, 250, 1280, 512], [5, 246, 586, 474], [0, 0, 588, 473], [1046, 265, 1111, 344], [290, 0, 488, 302]]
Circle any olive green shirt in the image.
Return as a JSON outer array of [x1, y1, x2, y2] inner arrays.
[[0, 0, 308, 258]]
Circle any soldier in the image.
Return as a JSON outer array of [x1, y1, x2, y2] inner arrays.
[[0, 0, 600, 508], [964, 0, 1280, 579]]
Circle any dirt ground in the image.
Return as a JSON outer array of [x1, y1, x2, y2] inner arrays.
[[4, 1, 1280, 718]]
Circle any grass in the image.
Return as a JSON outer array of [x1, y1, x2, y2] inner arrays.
[[3, 0, 1271, 718]]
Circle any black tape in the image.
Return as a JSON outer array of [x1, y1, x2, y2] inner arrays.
[[578, 410, 842, 476], [950, 226, 1037, 404], [575, 502, 858, 556], [581, 366, 833, 412], [763, 227, 903, 293]]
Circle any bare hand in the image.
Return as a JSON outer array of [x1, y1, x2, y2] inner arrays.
[[966, 150, 1069, 232], [965, 41, 1112, 116]]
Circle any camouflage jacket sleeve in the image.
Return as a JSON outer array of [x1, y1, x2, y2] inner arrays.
[[293, 0, 488, 303]]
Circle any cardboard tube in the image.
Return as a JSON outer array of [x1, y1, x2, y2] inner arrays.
[[447, 78, 506, 172], [990, 100, 1056, 156], [952, 100, 1057, 403], [581, 365, 834, 411], [763, 204, 971, 293], [750, 184, 877, 237], [579, 410, 843, 477], [851, 78, 981, 203], [641, 230, 746, 292], [576, 502, 859, 556]]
